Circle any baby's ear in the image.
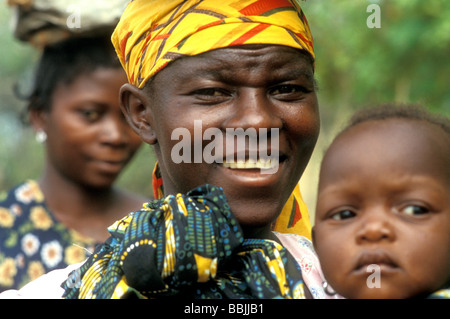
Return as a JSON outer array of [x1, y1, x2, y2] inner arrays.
[[120, 83, 157, 145]]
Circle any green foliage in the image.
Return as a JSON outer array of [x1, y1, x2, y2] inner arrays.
[[302, 0, 449, 116]]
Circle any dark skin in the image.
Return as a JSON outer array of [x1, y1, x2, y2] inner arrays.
[[313, 119, 450, 298], [120, 45, 320, 240], [30, 67, 146, 242]]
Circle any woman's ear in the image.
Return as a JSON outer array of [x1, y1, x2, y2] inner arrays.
[[29, 108, 48, 133], [120, 83, 157, 145]]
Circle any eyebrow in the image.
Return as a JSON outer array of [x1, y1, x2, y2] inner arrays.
[[182, 65, 316, 86], [275, 67, 315, 82]]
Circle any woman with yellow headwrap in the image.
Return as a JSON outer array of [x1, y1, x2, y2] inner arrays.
[[2, 0, 335, 299], [117, 0, 314, 237]]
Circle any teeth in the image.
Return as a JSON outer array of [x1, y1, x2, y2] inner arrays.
[[236, 160, 245, 169], [222, 158, 279, 169]]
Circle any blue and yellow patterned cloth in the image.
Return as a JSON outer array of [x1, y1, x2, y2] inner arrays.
[[62, 185, 307, 299], [428, 287, 450, 299], [0, 180, 97, 292]]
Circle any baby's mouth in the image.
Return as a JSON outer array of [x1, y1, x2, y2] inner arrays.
[[354, 250, 399, 273]]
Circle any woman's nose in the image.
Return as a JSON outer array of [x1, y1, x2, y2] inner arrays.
[[223, 88, 282, 131], [100, 116, 130, 146]]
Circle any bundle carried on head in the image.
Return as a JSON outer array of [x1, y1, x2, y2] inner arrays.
[[7, 0, 129, 48]]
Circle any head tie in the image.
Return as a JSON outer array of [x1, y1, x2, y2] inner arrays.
[[112, 0, 314, 88]]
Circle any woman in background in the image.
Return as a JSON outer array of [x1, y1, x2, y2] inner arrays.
[[0, 35, 147, 291]]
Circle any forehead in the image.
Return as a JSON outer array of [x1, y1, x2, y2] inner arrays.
[[321, 118, 450, 184], [54, 67, 125, 92], [51, 68, 126, 108], [151, 45, 314, 85]]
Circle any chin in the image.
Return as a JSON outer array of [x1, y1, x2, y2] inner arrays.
[[229, 202, 280, 237], [341, 287, 416, 299], [80, 176, 117, 190]]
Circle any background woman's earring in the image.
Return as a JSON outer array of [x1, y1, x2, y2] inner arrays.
[[36, 130, 47, 143]]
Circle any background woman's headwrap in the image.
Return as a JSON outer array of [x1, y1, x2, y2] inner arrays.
[[112, 0, 315, 239]]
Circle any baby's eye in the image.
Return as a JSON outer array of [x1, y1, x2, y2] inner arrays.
[[401, 205, 430, 216], [330, 209, 356, 221]]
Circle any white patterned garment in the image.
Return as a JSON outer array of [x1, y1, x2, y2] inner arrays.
[[274, 232, 343, 299]]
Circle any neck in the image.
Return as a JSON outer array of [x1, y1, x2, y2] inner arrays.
[[241, 224, 280, 242], [38, 165, 117, 219]]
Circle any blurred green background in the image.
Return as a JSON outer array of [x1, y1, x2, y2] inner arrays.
[[0, 0, 449, 222]]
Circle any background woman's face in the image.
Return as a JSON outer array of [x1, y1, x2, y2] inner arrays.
[[142, 45, 319, 235], [42, 68, 142, 188]]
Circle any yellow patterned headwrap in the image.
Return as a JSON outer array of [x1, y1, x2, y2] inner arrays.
[[111, 0, 314, 88], [113, 0, 314, 239]]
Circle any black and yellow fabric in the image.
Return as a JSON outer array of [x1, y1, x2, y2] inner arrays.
[[62, 185, 307, 299]]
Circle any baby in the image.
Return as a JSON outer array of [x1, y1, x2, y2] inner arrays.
[[313, 104, 450, 298]]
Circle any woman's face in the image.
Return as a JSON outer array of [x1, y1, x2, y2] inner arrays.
[[39, 67, 142, 189], [125, 45, 319, 237]]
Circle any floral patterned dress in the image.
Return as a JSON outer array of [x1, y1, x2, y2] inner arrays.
[[0, 180, 98, 292]]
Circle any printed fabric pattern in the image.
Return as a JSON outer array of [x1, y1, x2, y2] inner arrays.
[[0, 180, 97, 292], [62, 184, 308, 299]]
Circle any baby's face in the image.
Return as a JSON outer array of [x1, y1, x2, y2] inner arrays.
[[313, 119, 450, 298]]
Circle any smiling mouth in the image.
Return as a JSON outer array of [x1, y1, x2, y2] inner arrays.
[[219, 153, 286, 170], [221, 158, 279, 170]]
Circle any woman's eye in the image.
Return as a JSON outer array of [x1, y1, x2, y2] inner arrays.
[[330, 210, 356, 221], [191, 88, 230, 104], [79, 109, 101, 122], [401, 205, 430, 216], [270, 85, 300, 95], [194, 88, 227, 97], [269, 84, 311, 100]]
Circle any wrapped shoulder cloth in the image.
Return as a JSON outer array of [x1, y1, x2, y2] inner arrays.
[[62, 185, 309, 299]]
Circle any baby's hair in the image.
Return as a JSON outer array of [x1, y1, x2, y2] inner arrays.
[[341, 103, 450, 137]]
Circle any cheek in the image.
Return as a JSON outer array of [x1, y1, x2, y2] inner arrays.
[[297, 107, 319, 140], [47, 120, 81, 150], [51, 126, 93, 151], [46, 117, 98, 168], [156, 113, 205, 163], [287, 101, 320, 152], [401, 225, 450, 289], [46, 132, 87, 170], [314, 226, 352, 281], [155, 124, 207, 194]]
